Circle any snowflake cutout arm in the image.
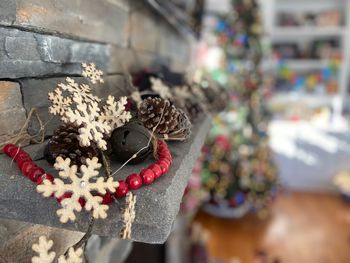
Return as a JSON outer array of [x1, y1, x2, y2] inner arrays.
[[99, 96, 132, 130], [48, 88, 72, 121], [66, 93, 110, 150], [82, 63, 104, 84], [57, 247, 83, 263], [58, 77, 101, 103], [31, 236, 56, 263], [150, 77, 172, 100], [37, 157, 119, 223]]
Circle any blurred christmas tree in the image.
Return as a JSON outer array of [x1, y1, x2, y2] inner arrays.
[[200, 0, 279, 218]]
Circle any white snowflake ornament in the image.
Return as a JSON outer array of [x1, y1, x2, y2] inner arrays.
[[48, 88, 72, 121], [99, 96, 131, 130], [66, 93, 111, 150], [32, 236, 83, 263], [57, 247, 83, 263], [37, 157, 119, 223], [58, 77, 101, 103], [82, 63, 104, 84], [150, 77, 172, 100], [130, 91, 142, 106], [32, 236, 56, 263]]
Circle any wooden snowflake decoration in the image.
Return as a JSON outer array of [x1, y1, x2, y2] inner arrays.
[[150, 77, 172, 100], [121, 192, 136, 239], [37, 157, 119, 223], [130, 91, 142, 106], [32, 236, 56, 263], [173, 85, 191, 100], [31, 236, 83, 263], [48, 88, 72, 121], [66, 93, 111, 150], [58, 77, 101, 103], [99, 96, 132, 130], [82, 62, 104, 84]]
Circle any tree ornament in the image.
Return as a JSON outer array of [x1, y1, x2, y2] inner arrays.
[[138, 97, 179, 135], [150, 77, 172, 100], [159, 109, 192, 141], [37, 156, 119, 223], [82, 62, 104, 84], [99, 96, 132, 130], [45, 123, 99, 166], [110, 121, 153, 164], [65, 93, 111, 150]]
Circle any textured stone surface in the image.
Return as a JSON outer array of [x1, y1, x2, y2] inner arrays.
[[0, 81, 27, 144], [20, 75, 129, 136], [130, 5, 160, 53], [0, 0, 129, 46], [0, 27, 109, 79], [0, 218, 84, 263], [0, 116, 211, 243]]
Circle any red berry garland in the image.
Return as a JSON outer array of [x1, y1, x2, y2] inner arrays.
[[3, 139, 172, 206]]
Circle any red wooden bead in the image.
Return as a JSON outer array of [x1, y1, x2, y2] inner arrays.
[[102, 192, 114, 204], [17, 156, 32, 169], [28, 166, 45, 182], [126, 173, 142, 190], [79, 197, 86, 207], [57, 192, 72, 203], [3, 144, 17, 156], [140, 169, 155, 185], [114, 180, 129, 198], [21, 161, 36, 176], [36, 173, 54, 185], [8, 146, 21, 158], [160, 158, 171, 166], [157, 161, 169, 174], [149, 164, 162, 178], [15, 151, 31, 162]]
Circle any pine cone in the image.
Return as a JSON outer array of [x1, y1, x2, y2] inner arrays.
[[168, 109, 192, 140], [44, 124, 99, 166], [138, 97, 179, 134]]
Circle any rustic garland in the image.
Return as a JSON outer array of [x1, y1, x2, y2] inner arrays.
[[3, 139, 172, 205]]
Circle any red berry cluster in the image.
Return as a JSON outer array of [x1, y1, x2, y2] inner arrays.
[[3, 139, 172, 206]]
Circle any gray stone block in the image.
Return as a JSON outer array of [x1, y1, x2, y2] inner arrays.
[[0, 81, 27, 144], [130, 6, 160, 53], [0, 116, 211, 243], [0, 0, 129, 46], [0, 27, 109, 79], [20, 75, 128, 136]]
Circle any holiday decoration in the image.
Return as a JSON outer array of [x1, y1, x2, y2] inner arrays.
[[37, 156, 119, 223], [138, 97, 179, 135], [31, 236, 83, 263], [81, 62, 104, 84], [99, 96, 132, 130], [198, 0, 279, 217], [44, 124, 99, 166], [150, 77, 172, 100], [31, 236, 56, 263], [121, 192, 137, 239], [110, 121, 153, 164], [48, 64, 131, 151]]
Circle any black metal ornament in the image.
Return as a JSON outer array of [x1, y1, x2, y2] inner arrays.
[[110, 121, 153, 164]]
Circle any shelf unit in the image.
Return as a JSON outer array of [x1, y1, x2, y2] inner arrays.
[[261, 0, 350, 111]]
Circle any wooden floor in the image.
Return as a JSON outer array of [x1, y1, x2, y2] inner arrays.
[[195, 192, 350, 263]]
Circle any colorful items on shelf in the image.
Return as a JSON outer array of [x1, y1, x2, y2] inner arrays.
[[275, 58, 340, 94]]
